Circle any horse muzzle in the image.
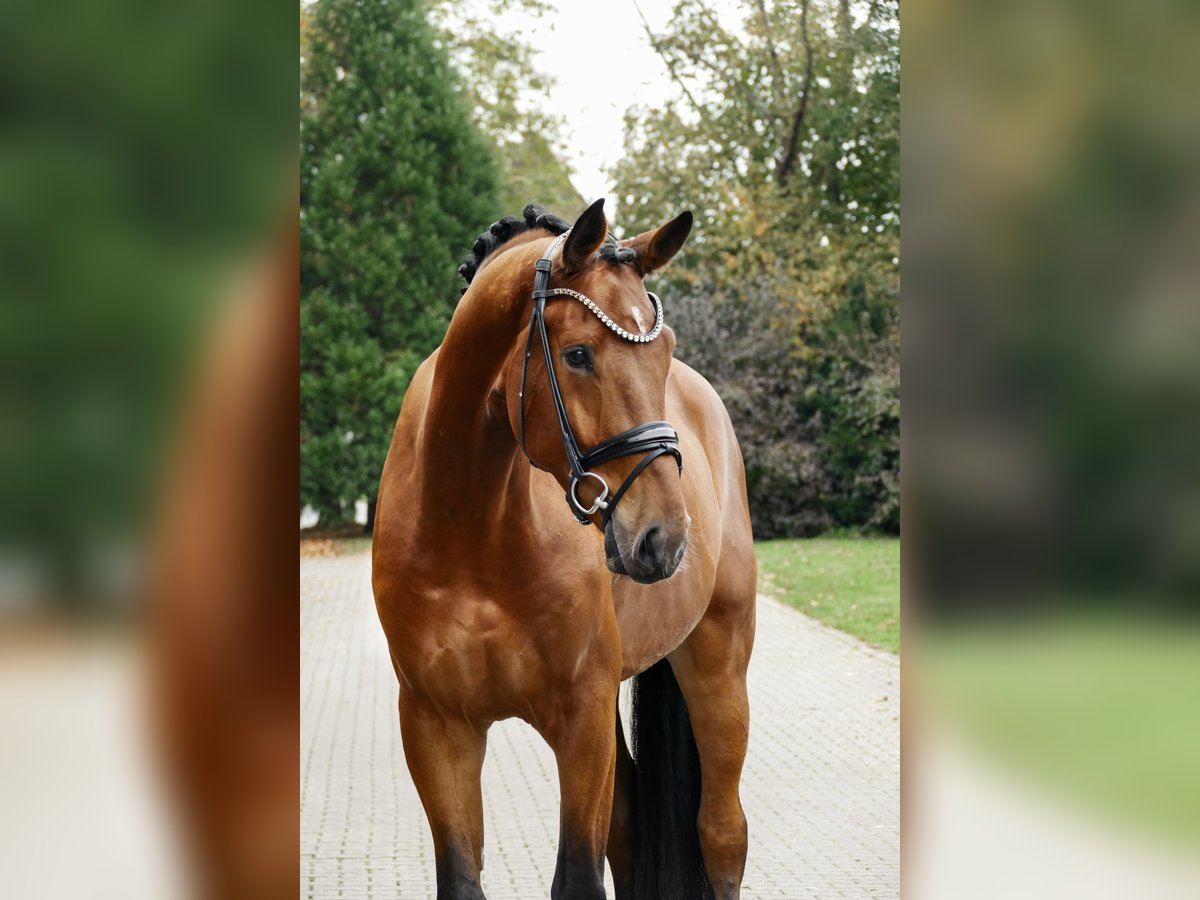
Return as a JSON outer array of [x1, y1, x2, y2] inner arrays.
[[604, 517, 687, 584]]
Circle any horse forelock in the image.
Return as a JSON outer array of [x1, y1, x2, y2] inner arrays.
[[458, 203, 636, 293]]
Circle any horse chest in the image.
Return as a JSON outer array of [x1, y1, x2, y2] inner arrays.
[[381, 571, 607, 718], [613, 565, 715, 678]]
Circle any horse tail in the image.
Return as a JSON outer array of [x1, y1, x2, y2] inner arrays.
[[628, 658, 715, 899]]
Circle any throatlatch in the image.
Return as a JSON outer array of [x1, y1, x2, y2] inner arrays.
[[517, 233, 683, 525]]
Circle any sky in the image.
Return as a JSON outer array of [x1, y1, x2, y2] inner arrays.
[[493, 0, 747, 212]]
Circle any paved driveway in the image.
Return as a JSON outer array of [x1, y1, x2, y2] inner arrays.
[[301, 552, 898, 898]]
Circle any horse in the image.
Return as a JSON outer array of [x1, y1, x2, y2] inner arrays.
[[372, 198, 756, 899]]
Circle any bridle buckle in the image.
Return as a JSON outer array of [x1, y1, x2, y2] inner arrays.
[[569, 471, 610, 520]]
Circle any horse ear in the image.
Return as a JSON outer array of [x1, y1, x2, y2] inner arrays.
[[561, 198, 609, 273], [621, 210, 694, 275]]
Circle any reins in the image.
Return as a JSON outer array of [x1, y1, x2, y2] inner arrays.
[[517, 233, 683, 526]]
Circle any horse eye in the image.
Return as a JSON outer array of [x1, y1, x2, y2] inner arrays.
[[563, 346, 591, 369]]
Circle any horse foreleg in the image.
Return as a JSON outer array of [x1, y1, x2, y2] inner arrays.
[[670, 613, 754, 900], [541, 678, 618, 900], [605, 698, 635, 899], [398, 687, 488, 900]]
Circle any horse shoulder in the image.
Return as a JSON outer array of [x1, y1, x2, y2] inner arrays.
[[667, 358, 743, 492], [373, 351, 438, 605], [667, 356, 755, 601], [668, 358, 730, 427]]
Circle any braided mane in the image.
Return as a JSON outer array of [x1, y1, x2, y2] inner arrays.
[[458, 203, 635, 291]]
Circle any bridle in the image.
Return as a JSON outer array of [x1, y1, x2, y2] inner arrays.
[[517, 233, 683, 526]]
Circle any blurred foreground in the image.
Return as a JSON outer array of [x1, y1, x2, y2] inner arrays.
[[0, 0, 297, 897], [0, 634, 187, 897]]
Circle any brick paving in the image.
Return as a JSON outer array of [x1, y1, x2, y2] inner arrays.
[[301, 552, 899, 899]]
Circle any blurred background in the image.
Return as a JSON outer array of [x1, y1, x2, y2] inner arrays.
[[905, 0, 1200, 896]]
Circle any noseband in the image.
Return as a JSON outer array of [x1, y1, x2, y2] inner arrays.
[[517, 234, 683, 525]]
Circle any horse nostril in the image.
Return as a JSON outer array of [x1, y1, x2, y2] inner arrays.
[[635, 525, 663, 570]]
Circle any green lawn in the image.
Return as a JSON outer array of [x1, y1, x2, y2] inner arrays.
[[754, 537, 900, 653]]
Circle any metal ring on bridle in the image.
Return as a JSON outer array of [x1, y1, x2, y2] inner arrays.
[[570, 471, 611, 517]]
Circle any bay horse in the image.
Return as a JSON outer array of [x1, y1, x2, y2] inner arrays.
[[372, 199, 756, 899]]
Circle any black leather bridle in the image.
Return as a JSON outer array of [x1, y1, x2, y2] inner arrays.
[[517, 233, 683, 526]]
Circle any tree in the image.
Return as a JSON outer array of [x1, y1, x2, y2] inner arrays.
[[301, 0, 502, 526], [300, 291, 410, 524], [613, 0, 899, 535], [430, 0, 585, 214]]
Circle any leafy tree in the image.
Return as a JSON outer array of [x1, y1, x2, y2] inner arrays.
[[430, 0, 584, 214], [301, 0, 501, 526], [300, 291, 412, 524], [668, 275, 834, 535], [612, 0, 899, 535]]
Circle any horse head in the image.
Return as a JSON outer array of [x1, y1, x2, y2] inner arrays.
[[504, 199, 694, 584]]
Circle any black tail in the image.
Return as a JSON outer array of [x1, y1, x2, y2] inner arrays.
[[628, 658, 714, 899]]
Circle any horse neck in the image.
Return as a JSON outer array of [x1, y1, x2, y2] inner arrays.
[[416, 244, 539, 522]]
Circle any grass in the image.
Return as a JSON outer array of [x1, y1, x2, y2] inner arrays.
[[754, 536, 900, 653]]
